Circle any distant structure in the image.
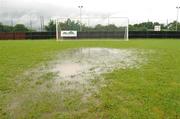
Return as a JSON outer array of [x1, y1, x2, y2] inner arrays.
[[154, 25, 161, 31], [40, 16, 45, 32]]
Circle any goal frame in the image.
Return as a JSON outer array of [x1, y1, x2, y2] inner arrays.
[[55, 17, 129, 41]]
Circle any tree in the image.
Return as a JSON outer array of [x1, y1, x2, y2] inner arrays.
[[45, 19, 82, 32], [129, 22, 154, 31], [44, 19, 180, 32], [45, 20, 56, 32], [0, 23, 4, 32], [60, 19, 81, 31], [167, 21, 180, 31], [129, 22, 168, 31], [13, 24, 29, 32], [105, 24, 119, 31], [94, 24, 105, 31], [0, 23, 13, 32]]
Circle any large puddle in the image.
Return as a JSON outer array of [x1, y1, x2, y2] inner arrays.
[[48, 48, 145, 84], [16, 48, 147, 90]]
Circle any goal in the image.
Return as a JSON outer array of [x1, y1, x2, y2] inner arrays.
[[56, 17, 129, 41]]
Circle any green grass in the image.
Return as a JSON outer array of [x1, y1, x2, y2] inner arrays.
[[0, 39, 180, 119]]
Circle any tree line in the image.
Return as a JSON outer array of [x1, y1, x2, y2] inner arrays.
[[0, 23, 33, 32], [1, 19, 180, 32], [45, 19, 180, 32]]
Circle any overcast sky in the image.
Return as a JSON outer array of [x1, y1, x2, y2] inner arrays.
[[0, 0, 180, 27]]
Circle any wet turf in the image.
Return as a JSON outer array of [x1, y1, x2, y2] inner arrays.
[[0, 39, 180, 119]]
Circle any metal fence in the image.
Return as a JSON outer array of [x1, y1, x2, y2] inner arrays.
[[1, 31, 180, 40], [129, 31, 180, 38]]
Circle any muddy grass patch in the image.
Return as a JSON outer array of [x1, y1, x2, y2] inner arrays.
[[5, 48, 149, 118]]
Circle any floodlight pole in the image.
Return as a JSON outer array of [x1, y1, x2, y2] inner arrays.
[[56, 20, 59, 41], [78, 5, 83, 31], [127, 18, 129, 41], [176, 6, 180, 31], [30, 16, 33, 30]]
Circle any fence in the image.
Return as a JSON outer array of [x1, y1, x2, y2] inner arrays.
[[0, 32, 26, 40], [26, 32, 55, 39], [0, 31, 180, 40], [129, 31, 180, 38]]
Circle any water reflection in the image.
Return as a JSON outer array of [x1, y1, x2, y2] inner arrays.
[[51, 48, 143, 81]]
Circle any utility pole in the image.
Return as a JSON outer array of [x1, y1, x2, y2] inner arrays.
[[40, 16, 45, 32], [30, 16, 33, 30], [10, 17, 13, 32], [10, 17, 13, 26], [166, 19, 169, 31], [108, 16, 110, 26], [176, 6, 180, 31], [78, 5, 83, 31]]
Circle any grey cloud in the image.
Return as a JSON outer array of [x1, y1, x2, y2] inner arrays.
[[0, 0, 80, 28]]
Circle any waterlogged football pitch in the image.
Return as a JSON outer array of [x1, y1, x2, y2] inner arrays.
[[0, 39, 180, 119]]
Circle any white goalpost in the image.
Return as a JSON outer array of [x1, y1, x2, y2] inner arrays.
[[56, 17, 129, 41]]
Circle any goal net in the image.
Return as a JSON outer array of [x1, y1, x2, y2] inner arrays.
[[56, 17, 129, 41]]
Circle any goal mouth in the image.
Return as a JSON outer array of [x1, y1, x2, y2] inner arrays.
[[55, 17, 129, 41]]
